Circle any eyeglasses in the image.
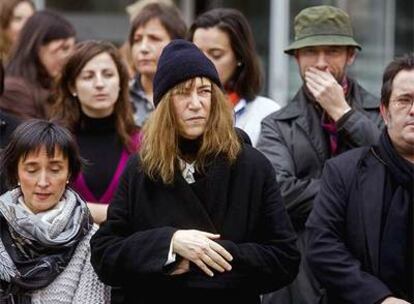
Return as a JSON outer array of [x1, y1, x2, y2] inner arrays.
[[391, 96, 414, 111]]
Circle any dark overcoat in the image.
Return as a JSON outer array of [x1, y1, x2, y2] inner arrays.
[[306, 147, 405, 303], [257, 80, 383, 229], [0, 111, 20, 194], [258, 79, 383, 304], [90, 145, 300, 304]]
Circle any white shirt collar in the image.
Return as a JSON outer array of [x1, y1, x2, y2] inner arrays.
[[178, 158, 196, 184]]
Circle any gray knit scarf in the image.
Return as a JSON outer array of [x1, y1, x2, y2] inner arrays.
[[0, 188, 92, 303]]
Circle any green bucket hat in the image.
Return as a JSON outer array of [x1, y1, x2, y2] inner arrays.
[[285, 5, 361, 55]]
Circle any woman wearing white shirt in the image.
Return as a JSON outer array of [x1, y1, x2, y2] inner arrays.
[[189, 8, 281, 146]]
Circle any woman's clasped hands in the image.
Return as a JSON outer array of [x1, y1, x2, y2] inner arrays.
[[171, 229, 233, 277]]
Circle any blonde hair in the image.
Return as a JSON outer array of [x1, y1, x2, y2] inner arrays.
[[140, 79, 241, 184]]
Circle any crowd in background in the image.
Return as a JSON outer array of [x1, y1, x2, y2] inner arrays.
[[0, 0, 412, 303]]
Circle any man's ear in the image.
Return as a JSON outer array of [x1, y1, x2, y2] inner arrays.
[[346, 47, 357, 66], [294, 50, 300, 64], [380, 103, 388, 126]]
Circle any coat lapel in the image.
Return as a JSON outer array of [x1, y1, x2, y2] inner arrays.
[[172, 157, 232, 234], [358, 152, 385, 274], [173, 173, 218, 233], [202, 157, 232, 232], [293, 91, 329, 163]]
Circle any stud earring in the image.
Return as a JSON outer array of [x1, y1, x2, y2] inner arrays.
[[17, 182, 21, 186], [66, 180, 69, 184], [72, 92, 77, 97], [237, 61, 242, 67]]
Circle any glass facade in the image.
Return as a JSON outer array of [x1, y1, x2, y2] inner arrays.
[[43, 0, 413, 104], [44, 0, 132, 44]]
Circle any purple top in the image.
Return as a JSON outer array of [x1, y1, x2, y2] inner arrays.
[[72, 132, 141, 204]]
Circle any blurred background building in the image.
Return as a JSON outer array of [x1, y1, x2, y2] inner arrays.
[[33, 0, 413, 106]]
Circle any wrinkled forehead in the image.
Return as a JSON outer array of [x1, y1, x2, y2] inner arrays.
[[391, 69, 414, 96], [173, 77, 212, 92]]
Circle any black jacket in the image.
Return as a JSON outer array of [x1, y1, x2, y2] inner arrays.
[[306, 146, 408, 303], [0, 110, 20, 149], [0, 111, 20, 194], [257, 79, 383, 230], [90, 145, 300, 304]]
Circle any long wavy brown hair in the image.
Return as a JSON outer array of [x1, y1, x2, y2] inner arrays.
[[49, 40, 137, 150], [0, 0, 35, 62], [6, 10, 75, 90], [140, 78, 241, 184]]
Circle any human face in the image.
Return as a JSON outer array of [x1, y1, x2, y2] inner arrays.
[[17, 146, 69, 214], [131, 18, 171, 78], [192, 27, 237, 87], [381, 69, 414, 162], [296, 45, 355, 83], [172, 77, 212, 140], [5, 1, 34, 45], [74, 52, 120, 118], [39, 37, 75, 78]]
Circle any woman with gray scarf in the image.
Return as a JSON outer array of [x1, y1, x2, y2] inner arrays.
[[0, 119, 109, 303]]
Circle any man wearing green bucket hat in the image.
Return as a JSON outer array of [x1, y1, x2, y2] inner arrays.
[[258, 5, 384, 304]]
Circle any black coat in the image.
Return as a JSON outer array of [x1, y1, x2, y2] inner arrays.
[[306, 147, 404, 303], [90, 145, 300, 304], [0, 111, 20, 194], [0, 110, 20, 149], [259, 80, 383, 304], [257, 80, 383, 230]]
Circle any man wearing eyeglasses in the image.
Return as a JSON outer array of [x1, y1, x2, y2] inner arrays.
[[307, 53, 414, 304]]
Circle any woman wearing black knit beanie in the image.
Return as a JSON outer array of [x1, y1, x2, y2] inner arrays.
[[91, 39, 299, 304]]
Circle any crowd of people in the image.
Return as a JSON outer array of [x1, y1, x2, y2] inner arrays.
[[0, 1, 412, 304]]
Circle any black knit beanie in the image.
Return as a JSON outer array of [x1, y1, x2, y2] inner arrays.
[[153, 39, 222, 107]]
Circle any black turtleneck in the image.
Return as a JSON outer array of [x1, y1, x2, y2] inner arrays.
[[178, 136, 215, 215], [76, 112, 123, 200], [178, 136, 202, 159]]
